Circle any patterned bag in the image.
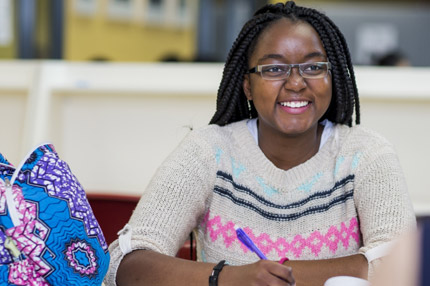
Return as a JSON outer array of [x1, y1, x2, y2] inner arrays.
[[0, 143, 109, 285]]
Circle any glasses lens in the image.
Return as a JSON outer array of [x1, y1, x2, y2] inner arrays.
[[300, 63, 329, 78], [261, 65, 290, 79]]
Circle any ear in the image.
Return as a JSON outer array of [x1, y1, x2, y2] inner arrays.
[[243, 74, 253, 101]]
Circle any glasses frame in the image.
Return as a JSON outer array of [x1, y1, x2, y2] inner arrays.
[[247, 62, 332, 80]]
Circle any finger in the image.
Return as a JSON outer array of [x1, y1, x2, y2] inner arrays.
[[269, 264, 295, 285], [270, 263, 294, 278], [260, 273, 292, 286]]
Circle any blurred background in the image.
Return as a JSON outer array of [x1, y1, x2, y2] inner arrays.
[[0, 0, 429, 65], [1, 0, 430, 220]]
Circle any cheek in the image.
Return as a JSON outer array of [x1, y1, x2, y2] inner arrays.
[[308, 80, 332, 99], [250, 80, 282, 98], [318, 78, 332, 104], [325, 83, 333, 104]]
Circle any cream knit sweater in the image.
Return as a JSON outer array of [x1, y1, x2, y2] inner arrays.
[[105, 120, 416, 285]]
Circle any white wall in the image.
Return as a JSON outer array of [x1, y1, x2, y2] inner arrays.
[[0, 60, 429, 215]]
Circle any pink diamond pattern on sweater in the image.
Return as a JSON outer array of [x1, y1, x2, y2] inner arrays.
[[203, 213, 360, 259]]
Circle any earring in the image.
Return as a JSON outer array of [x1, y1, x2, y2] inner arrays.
[[247, 100, 252, 119]]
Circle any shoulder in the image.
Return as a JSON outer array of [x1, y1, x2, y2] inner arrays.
[[331, 124, 402, 177], [174, 120, 248, 157], [334, 124, 395, 153], [186, 120, 248, 146]]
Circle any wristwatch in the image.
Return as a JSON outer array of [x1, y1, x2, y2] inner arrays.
[[209, 260, 227, 286]]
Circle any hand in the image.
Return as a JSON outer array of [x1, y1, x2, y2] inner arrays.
[[220, 260, 295, 286]]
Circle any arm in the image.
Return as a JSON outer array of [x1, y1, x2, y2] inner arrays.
[[353, 141, 416, 276], [117, 250, 295, 286], [282, 254, 368, 286], [116, 250, 212, 286]]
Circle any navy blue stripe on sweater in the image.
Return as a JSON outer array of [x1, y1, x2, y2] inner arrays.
[[216, 171, 354, 210], [214, 186, 354, 221]]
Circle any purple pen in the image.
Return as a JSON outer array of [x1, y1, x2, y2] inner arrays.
[[236, 228, 267, 260]]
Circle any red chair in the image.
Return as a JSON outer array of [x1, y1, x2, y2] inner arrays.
[[86, 193, 140, 245], [86, 193, 196, 260], [175, 235, 197, 261]]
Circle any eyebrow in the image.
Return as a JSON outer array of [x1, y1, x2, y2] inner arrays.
[[257, 54, 283, 63], [257, 52, 327, 63], [304, 52, 327, 61]]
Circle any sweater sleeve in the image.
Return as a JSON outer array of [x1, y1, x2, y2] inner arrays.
[[104, 129, 217, 286], [353, 136, 416, 277]]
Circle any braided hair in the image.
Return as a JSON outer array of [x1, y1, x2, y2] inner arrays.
[[209, 1, 360, 127]]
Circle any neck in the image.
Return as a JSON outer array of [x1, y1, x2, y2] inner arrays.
[[258, 123, 324, 171]]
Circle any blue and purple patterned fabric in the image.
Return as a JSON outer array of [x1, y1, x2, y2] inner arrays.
[[0, 144, 109, 285]]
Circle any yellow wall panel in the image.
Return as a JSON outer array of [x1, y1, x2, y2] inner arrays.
[[64, 1, 196, 62], [0, 45, 15, 59]]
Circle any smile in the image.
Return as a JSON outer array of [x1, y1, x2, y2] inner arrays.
[[279, 101, 310, 108]]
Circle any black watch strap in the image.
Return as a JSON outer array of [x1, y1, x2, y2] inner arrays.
[[209, 260, 227, 286]]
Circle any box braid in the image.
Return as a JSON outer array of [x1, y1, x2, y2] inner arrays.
[[209, 1, 360, 127]]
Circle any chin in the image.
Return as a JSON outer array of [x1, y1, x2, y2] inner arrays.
[[278, 122, 316, 135]]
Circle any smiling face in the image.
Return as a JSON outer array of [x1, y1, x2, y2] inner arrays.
[[243, 18, 332, 139]]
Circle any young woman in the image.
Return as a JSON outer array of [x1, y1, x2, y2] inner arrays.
[[105, 2, 416, 285]]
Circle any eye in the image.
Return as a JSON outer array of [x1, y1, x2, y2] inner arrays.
[[262, 65, 288, 74], [302, 63, 327, 75], [268, 66, 284, 72], [304, 64, 322, 71]]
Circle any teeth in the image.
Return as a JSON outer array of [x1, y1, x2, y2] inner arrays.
[[280, 101, 309, 108]]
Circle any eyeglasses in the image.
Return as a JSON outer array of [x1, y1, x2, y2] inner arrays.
[[248, 62, 331, 80]]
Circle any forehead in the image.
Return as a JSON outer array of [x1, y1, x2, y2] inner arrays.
[[250, 18, 327, 63]]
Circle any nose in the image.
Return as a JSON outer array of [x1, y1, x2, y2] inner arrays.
[[283, 67, 306, 91]]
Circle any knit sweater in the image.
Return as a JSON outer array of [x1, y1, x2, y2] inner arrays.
[[105, 120, 416, 285]]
